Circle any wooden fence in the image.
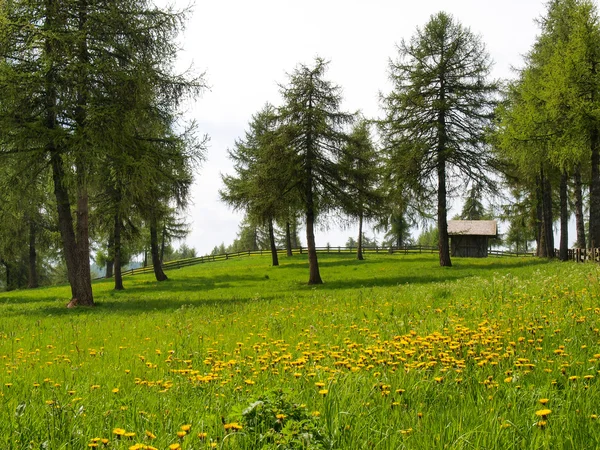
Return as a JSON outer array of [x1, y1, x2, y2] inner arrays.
[[564, 248, 600, 262], [95, 245, 536, 280]]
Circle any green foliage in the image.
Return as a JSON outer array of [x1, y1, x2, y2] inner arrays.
[[231, 389, 327, 449], [416, 225, 439, 247], [381, 12, 498, 266]]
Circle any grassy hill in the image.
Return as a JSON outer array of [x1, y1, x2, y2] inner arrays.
[[0, 253, 599, 449]]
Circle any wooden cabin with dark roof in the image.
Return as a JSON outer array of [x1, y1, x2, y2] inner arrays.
[[447, 220, 498, 258]]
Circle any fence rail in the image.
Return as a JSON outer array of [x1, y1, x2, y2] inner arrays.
[[95, 245, 535, 280], [564, 247, 600, 262]]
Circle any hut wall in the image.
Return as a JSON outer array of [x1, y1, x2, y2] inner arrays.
[[450, 236, 489, 257]]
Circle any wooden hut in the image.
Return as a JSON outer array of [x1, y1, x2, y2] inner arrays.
[[448, 220, 497, 257]]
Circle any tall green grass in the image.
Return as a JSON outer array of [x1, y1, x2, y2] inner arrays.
[[0, 253, 599, 449]]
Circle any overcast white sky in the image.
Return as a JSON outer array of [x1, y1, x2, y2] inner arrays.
[[163, 0, 548, 255]]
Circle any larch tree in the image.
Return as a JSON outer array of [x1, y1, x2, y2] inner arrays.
[[341, 118, 383, 260], [278, 58, 354, 284], [494, 0, 600, 258], [380, 12, 498, 267], [221, 104, 295, 267], [0, 0, 204, 302]]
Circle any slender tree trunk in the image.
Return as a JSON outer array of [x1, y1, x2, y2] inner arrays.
[[559, 171, 568, 261], [574, 166, 586, 249], [45, 0, 93, 307], [268, 217, 279, 266], [305, 150, 322, 283], [150, 215, 168, 281], [285, 221, 293, 257], [113, 212, 124, 290], [106, 235, 114, 278], [71, 0, 93, 306], [27, 220, 38, 289], [535, 174, 543, 257], [437, 160, 451, 266], [436, 73, 451, 267], [160, 224, 166, 263], [542, 171, 554, 258], [590, 126, 600, 249], [306, 207, 322, 284], [357, 213, 364, 260]]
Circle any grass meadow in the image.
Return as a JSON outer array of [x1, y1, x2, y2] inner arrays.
[[1, 252, 599, 449]]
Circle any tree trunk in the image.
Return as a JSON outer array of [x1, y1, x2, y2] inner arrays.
[[559, 171, 568, 261], [106, 234, 114, 279], [150, 216, 168, 281], [113, 212, 124, 290], [357, 213, 364, 260], [437, 162, 451, 266], [27, 220, 38, 289], [285, 221, 293, 257], [160, 224, 166, 263], [542, 171, 554, 258], [574, 166, 586, 249], [268, 217, 279, 266], [45, 0, 93, 307], [71, 0, 93, 307], [436, 73, 451, 267], [306, 207, 322, 284], [590, 126, 600, 249], [535, 175, 543, 257]]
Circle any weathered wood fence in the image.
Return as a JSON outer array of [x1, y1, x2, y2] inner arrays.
[[95, 245, 536, 280], [564, 248, 600, 262]]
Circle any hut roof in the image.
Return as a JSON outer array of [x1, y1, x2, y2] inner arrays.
[[447, 220, 497, 237]]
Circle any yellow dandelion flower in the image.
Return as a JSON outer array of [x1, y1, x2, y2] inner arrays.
[[197, 432, 208, 439], [176, 431, 186, 438], [535, 409, 552, 418], [145, 430, 156, 439], [113, 428, 126, 436], [539, 398, 549, 405], [319, 389, 328, 396], [180, 424, 191, 432], [168, 444, 181, 450], [276, 413, 286, 420]]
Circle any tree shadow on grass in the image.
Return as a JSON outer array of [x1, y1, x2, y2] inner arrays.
[[296, 258, 552, 291], [4, 293, 272, 318]]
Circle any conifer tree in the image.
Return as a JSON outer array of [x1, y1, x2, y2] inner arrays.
[[278, 58, 354, 283], [381, 12, 498, 267]]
